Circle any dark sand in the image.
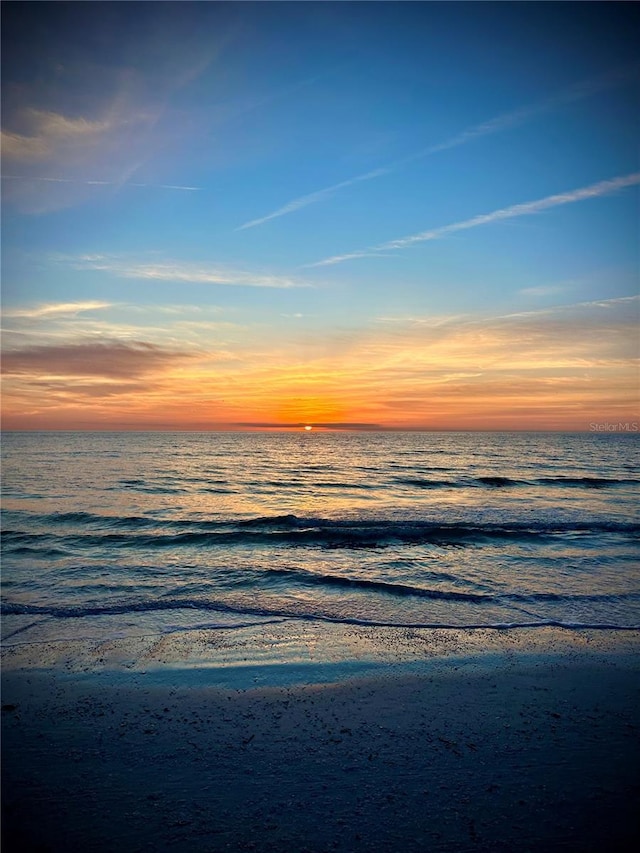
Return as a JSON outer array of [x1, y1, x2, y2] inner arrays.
[[2, 625, 639, 852]]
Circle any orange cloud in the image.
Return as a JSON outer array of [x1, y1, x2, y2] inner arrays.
[[1, 340, 196, 379], [2, 298, 637, 431]]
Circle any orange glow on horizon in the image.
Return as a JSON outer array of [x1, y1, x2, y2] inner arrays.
[[2, 296, 637, 432]]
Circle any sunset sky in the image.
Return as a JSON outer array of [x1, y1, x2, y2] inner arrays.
[[2, 2, 639, 431]]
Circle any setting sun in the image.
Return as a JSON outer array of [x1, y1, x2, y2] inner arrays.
[[304, 425, 313, 431]]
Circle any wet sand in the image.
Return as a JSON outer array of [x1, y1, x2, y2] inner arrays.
[[2, 625, 639, 852]]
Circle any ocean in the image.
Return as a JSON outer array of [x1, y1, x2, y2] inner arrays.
[[2, 431, 639, 650]]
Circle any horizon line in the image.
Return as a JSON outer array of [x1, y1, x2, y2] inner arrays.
[[2, 426, 637, 434]]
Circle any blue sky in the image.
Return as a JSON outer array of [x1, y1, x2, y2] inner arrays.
[[2, 2, 639, 430]]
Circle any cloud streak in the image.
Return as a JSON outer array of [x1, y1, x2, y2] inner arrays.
[[2, 175, 201, 191], [1, 109, 115, 161], [66, 256, 310, 289], [2, 340, 195, 379], [237, 63, 639, 232], [3, 301, 113, 320], [236, 167, 389, 230], [418, 62, 639, 158], [307, 172, 640, 267]]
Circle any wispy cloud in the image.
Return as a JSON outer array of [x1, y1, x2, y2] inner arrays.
[[1, 94, 197, 211], [518, 285, 568, 298], [236, 167, 389, 231], [1, 109, 115, 161], [238, 63, 639, 232], [418, 62, 639, 158], [379, 172, 640, 250], [3, 300, 113, 319], [65, 256, 310, 289], [475, 294, 639, 325], [302, 250, 377, 269], [2, 175, 201, 191], [2, 340, 196, 379], [308, 172, 640, 267], [226, 65, 349, 127]]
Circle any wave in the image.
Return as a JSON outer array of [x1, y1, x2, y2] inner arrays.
[[3, 515, 639, 552], [263, 568, 489, 601], [475, 476, 518, 487], [2, 598, 638, 632], [261, 567, 640, 605], [394, 475, 640, 489], [394, 478, 460, 489], [35, 511, 164, 529], [238, 514, 303, 528], [536, 476, 639, 488], [34, 472, 638, 499], [9, 512, 640, 536], [113, 478, 189, 494], [4, 545, 71, 558], [311, 481, 376, 490]]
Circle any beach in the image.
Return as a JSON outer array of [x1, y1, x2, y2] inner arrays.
[[3, 431, 639, 850], [3, 623, 639, 852]]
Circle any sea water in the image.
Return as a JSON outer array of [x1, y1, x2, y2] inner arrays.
[[2, 431, 639, 650]]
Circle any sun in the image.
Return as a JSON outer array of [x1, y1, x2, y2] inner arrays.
[[304, 425, 313, 431]]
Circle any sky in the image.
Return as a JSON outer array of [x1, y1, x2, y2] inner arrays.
[[2, 1, 639, 431]]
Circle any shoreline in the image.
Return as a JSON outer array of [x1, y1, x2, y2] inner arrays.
[[3, 618, 640, 678], [3, 625, 640, 851]]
